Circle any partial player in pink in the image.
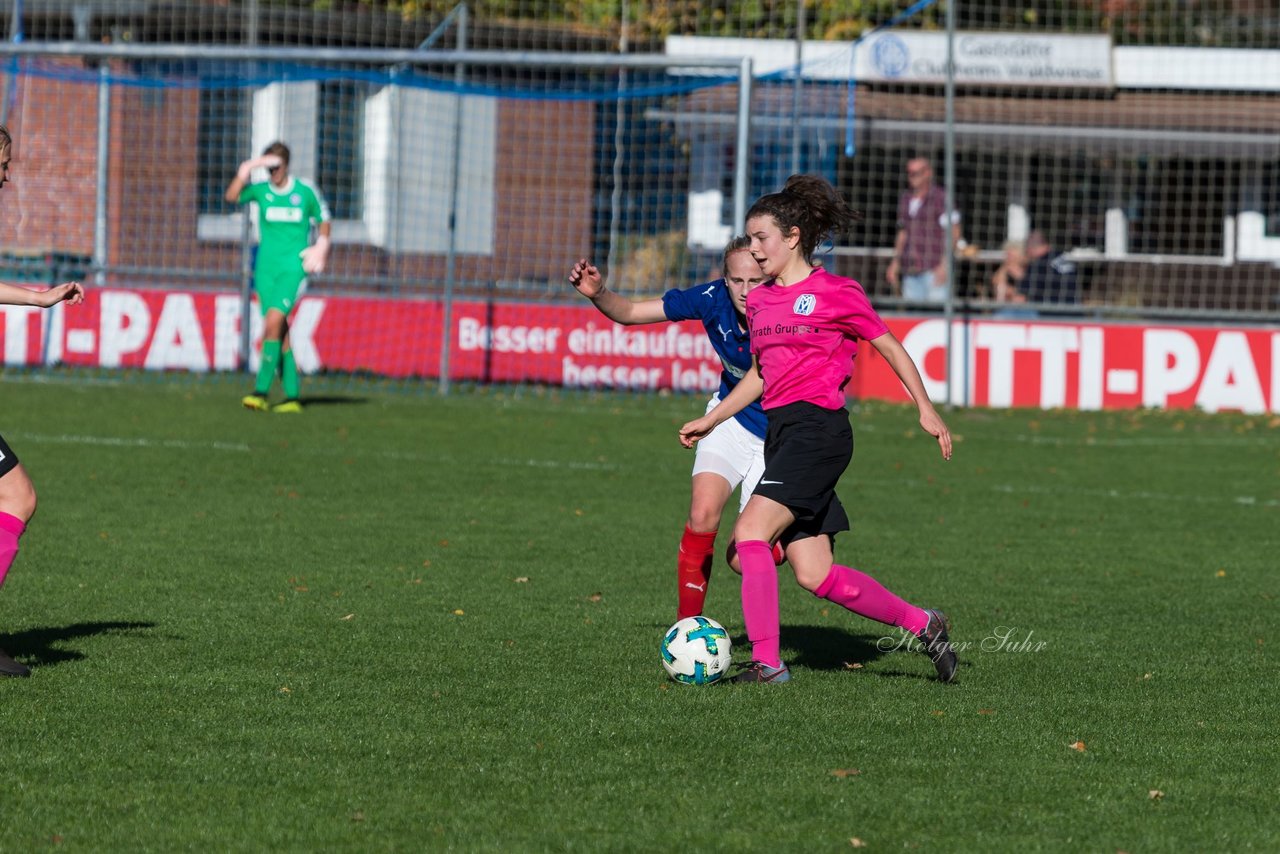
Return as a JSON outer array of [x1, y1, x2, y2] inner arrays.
[[0, 122, 88, 677], [679, 173, 958, 685]]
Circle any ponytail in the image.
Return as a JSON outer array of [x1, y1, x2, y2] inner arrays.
[[746, 174, 862, 264]]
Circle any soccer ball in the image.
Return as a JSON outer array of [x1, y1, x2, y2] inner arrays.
[[661, 616, 732, 685]]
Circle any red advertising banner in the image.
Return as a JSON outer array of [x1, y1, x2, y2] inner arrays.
[[3, 288, 1277, 414]]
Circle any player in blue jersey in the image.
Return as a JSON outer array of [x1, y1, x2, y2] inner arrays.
[[569, 236, 781, 620]]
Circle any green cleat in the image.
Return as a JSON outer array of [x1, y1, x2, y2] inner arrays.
[[242, 394, 270, 412], [272, 400, 304, 414]]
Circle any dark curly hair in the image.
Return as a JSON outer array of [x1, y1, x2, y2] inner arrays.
[[745, 174, 862, 264]]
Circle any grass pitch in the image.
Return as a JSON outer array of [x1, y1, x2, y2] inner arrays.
[[0, 372, 1276, 851]]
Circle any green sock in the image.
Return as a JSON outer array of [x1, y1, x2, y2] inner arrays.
[[282, 349, 300, 401], [255, 340, 281, 396]]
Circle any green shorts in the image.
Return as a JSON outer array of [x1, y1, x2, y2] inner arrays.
[[254, 263, 307, 315]]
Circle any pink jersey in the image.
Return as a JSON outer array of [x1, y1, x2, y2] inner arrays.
[[746, 267, 888, 410]]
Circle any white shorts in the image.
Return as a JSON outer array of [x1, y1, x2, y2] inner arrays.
[[691, 395, 767, 512]]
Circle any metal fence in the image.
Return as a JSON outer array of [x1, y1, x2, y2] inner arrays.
[[0, 5, 1276, 388]]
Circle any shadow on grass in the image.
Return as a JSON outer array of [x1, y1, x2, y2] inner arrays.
[[652, 619, 963, 683], [777, 624, 890, 671], [653, 619, 900, 673], [783, 624, 969, 682], [3, 621, 156, 668], [299, 395, 369, 408]]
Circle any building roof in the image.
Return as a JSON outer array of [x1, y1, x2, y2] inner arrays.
[[657, 82, 1280, 157]]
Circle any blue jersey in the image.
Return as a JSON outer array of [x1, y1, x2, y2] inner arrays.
[[662, 280, 767, 440]]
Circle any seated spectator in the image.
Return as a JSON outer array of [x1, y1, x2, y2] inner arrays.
[[1021, 231, 1079, 307], [991, 239, 1035, 319], [991, 239, 1028, 304]]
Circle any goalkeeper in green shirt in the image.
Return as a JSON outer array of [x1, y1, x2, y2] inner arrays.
[[225, 141, 332, 413]]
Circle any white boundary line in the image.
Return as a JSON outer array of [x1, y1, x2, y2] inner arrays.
[[11, 433, 1270, 499], [10, 432, 620, 471]]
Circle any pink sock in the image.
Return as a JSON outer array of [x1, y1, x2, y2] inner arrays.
[[814, 564, 929, 635], [0, 512, 26, 589], [737, 539, 782, 667]]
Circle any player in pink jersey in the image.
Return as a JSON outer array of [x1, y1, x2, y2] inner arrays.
[[0, 123, 86, 677], [679, 174, 958, 684]]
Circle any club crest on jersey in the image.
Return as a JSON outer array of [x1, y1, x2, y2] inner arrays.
[[793, 294, 816, 316]]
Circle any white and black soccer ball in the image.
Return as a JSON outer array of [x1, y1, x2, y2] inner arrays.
[[661, 616, 732, 685]]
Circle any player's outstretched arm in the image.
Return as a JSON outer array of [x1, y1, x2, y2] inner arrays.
[[0, 281, 84, 308], [224, 154, 282, 203], [568, 258, 666, 325], [868, 331, 952, 460], [679, 361, 763, 448]]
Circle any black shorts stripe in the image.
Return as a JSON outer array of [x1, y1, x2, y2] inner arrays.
[[0, 432, 19, 478]]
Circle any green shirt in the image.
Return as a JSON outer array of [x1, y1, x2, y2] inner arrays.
[[239, 177, 331, 275]]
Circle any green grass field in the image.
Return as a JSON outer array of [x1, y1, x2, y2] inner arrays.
[[0, 372, 1276, 851]]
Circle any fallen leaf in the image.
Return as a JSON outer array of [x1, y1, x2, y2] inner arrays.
[[351, 811, 365, 822], [830, 768, 861, 778], [978, 708, 995, 715], [279, 686, 291, 693], [1148, 789, 1164, 801], [452, 609, 465, 616], [1069, 740, 1086, 752], [514, 577, 530, 583], [574, 509, 584, 516], [587, 593, 603, 602], [843, 662, 863, 670], [340, 614, 355, 621], [850, 838, 866, 848], [931, 710, 945, 717], [1216, 569, 1227, 577], [422, 560, 432, 567], [438, 539, 449, 547]]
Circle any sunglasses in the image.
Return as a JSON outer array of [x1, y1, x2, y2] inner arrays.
[[268, 164, 281, 174], [907, 168, 927, 177]]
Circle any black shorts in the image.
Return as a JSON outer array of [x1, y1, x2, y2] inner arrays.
[[753, 401, 852, 544], [0, 432, 18, 478]]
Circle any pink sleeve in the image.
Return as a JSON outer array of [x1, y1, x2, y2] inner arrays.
[[838, 281, 889, 341]]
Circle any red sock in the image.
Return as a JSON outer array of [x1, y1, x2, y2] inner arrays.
[[0, 512, 26, 589], [676, 527, 718, 619]]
